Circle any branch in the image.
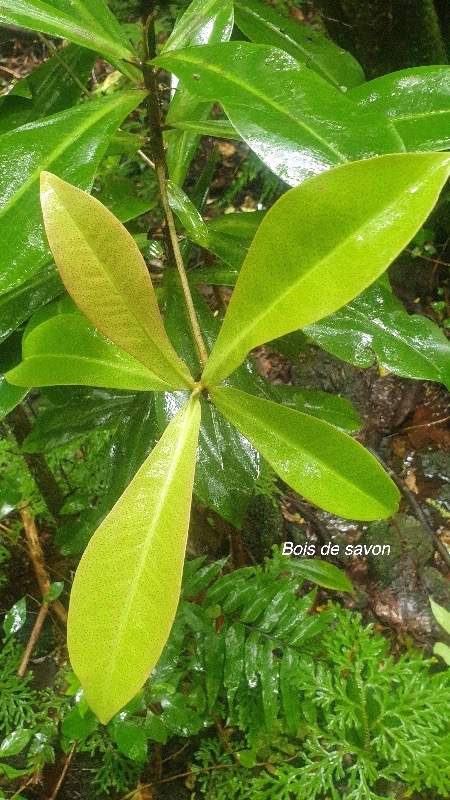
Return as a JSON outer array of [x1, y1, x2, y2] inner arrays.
[[5, 404, 65, 519], [20, 506, 68, 625], [140, 15, 208, 369]]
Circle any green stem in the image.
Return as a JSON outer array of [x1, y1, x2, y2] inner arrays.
[[140, 15, 208, 369]]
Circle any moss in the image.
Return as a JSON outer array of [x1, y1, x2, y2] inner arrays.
[[316, 0, 447, 78], [362, 515, 434, 587]]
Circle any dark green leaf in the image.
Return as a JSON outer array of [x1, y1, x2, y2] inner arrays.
[[155, 43, 403, 186], [205, 211, 265, 270], [210, 387, 400, 520], [289, 559, 354, 593], [202, 153, 450, 386], [163, 0, 234, 186], [349, 66, 450, 152], [94, 177, 156, 223], [0, 729, 32, 758], [0, 90, 146, 295], [61, 707, 98, 740], [110, 718, 147, 762], [43, 581, 64, 602], [0, 44, 95, 134], [167, 180, 208, 245], [0, 43, 95, 136], [3, 597, 27, 637], [234, 0, 364, 89], [0, 377, 27, 421], [0, 263, 62, 345], [306, 282, 450, 389], [21, 389, 135, 453]]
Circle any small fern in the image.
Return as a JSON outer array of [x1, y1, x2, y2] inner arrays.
[[0, 637, 37, 736], [193, 601, 450, 800]]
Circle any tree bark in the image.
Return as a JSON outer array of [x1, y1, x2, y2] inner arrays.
[[316, 0, 448, 78]]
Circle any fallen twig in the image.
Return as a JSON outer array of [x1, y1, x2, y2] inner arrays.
[[49, 742, 77, 800], [17, 602, 49, 677], [20, 506, 68, 625]]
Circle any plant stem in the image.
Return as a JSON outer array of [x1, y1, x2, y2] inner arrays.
[[141, 15, 208, 369]]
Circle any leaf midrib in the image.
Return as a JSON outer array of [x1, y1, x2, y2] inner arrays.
[[223, 395, 383, 505], [102, 402, 195, 697], [48, 187, 190, 386], [18, 353, 167, 385], [0, 0, 131, 60], [208, 178, 433, 380], [164, 49, 347, 163]]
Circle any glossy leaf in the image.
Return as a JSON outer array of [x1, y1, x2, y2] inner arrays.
[[270, 385, 361, 433], [202, 153, 450, 386], [162, 0, 234, 53], [21, 390, 137, 453], [0, 264, 62, 344], [167, 118, 239, 140], [68, 397, 201, 723], [40, 173, 193, 388], [167, 180, 209, 246], [288, 559, 354, 593], [0, 0, 135, 65], [158, 270, 260, 527], [3, 597, 27, 636], [0, 90, 146, 295], [94, 177, 156, 223], [0, 43, 95, 136], [155, 43, 403, 186], [7, 311, 172, 392], [349, 66, 450, 152], [234, 0, 364, 89], [164, 0, 234, 186], [0, 729, 32, 758], [210, 387, 400, 520], [306, 282, 450, 389]]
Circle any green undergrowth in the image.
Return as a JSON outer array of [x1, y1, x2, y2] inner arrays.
[[0, 550, 449, 799]]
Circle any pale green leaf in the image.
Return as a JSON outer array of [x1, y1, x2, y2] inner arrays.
[[202, 153, 450, 386], [0, 90, 146, 295], [6, 313, 172, 391], [210, 387, 400, 520], [0, 0, 135, 66], [433, 642, 450, 666], [430, 598, 450, 636], [67, 396, 201, 723], [40, 172, 193, 389]]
